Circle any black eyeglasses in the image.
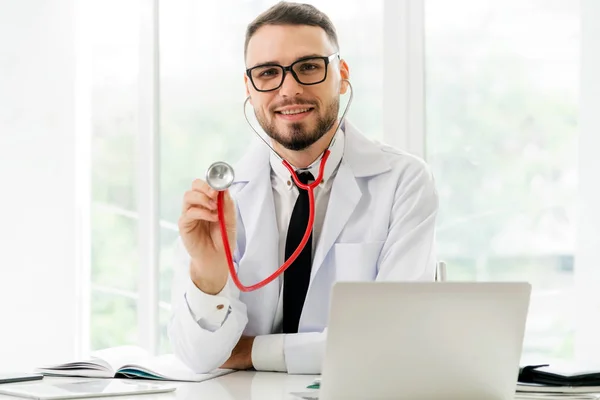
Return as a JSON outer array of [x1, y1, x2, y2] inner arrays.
[[246, 52, 339, 92]]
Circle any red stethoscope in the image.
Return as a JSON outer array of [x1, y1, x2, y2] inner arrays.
[[205, 80, 353, 292]]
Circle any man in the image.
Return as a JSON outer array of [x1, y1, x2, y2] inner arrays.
[[169, 1, 438, 374]]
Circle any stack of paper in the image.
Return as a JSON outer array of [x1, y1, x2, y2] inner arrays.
[[516, 394, 599, 399], [516, 383, 600, 399]]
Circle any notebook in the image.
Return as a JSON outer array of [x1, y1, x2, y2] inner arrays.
[[36, 346, 231, 382]]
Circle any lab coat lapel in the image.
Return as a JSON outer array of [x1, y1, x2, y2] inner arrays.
[[233, 143, 280, 333], [308, 121, 392, 285], [235, 170, 278, 272], [309, 149, 362, 284], [232, 142, 274, 236]]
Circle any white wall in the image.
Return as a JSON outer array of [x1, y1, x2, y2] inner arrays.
[[0, 0, 80, 371], [575, 0, 600, 365]]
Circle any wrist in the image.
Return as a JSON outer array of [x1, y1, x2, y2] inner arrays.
[[189, 259, 228, 295], [243, 336, 256, 370]]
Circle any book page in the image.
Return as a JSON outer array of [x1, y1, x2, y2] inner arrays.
[[37, 357, 110, 375], [118, 354, 232, 382], [91, 346, 149, 373]]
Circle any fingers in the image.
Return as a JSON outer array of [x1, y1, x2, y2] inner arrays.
[[192, 179, 218, 201], [180, 179, 234, 226], [184, 206, 219, 223], [182, 189, 217, 213], [178, 206, 218, 232], [222, 188, 234, 206]]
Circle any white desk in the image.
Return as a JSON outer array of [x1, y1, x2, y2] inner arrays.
[[0, 374, 555, 400], [0, 373, 319, 400]]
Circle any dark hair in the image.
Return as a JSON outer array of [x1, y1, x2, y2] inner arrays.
[[244, 1, 339, 61]]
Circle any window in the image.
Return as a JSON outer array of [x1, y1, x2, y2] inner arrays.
[[84, 0, 587, 364], [86, 0, 384, 354], [425, 0, 580, 364], [87, 0, 141, 350]]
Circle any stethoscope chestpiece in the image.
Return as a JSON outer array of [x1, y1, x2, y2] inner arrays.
[[206, 161, 235, 191]]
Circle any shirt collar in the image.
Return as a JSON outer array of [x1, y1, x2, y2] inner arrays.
[[270, 125, 345, 188]]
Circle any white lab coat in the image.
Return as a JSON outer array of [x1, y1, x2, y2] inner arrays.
[[168, 121, 439, 374]]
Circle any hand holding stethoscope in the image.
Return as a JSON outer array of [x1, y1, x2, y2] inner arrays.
[[178, 178, 237, 295], [179, 79, 353, 294]]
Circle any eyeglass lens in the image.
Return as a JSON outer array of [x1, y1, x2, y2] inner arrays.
[[249, 58, 327, 91]]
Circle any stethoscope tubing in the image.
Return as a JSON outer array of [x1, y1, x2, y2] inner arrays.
[[217, 79, 353, 292], [218, 150, 330, 292]]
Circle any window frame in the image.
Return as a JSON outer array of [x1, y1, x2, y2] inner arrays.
[[137, 0, 161, 355]]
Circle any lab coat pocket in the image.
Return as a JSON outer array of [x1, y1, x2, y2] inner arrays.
[[332, 241, 384, 282]]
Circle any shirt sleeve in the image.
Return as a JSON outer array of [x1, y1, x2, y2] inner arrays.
[[184, 277, 236, 331], [251, 333, 287, 372]]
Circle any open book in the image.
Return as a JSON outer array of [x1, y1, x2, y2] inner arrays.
[[36, 346, 232, 382]]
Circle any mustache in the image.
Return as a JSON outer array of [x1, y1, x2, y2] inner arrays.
[[270, 99, 317, 112]]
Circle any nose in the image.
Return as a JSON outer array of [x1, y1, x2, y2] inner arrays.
[[279, 70, 303, 97]]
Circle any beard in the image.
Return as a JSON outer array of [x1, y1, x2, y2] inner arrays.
[[255, 96, 339, 151]]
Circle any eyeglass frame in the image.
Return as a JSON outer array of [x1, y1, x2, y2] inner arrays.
[[245, 52, 340, 93]]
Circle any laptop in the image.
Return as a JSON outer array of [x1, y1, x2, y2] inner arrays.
[[317, 282, 531, 400]]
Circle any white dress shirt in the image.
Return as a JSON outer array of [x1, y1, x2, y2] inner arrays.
[[183, 129, 345, 372]]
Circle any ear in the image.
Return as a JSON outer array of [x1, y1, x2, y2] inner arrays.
[[338, 59, 350, 95], [243, 74, 253, 105]]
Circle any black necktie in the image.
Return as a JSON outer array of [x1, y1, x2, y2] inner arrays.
[[283, 171, 314, 334]]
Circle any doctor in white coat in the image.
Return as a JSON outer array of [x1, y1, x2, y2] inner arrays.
[[169, 2, 439, 375]]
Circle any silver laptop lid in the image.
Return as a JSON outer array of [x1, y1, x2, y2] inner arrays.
[[320, 282, 531, 400]]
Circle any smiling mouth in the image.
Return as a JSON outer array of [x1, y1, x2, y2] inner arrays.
[[275, 107, 315, 115]]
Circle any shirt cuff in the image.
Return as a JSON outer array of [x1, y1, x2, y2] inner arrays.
[[251, 334, 287, 372], [184, 278, 232, 331]]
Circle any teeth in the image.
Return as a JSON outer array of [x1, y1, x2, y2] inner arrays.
[[280, 108, 310, 115]]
